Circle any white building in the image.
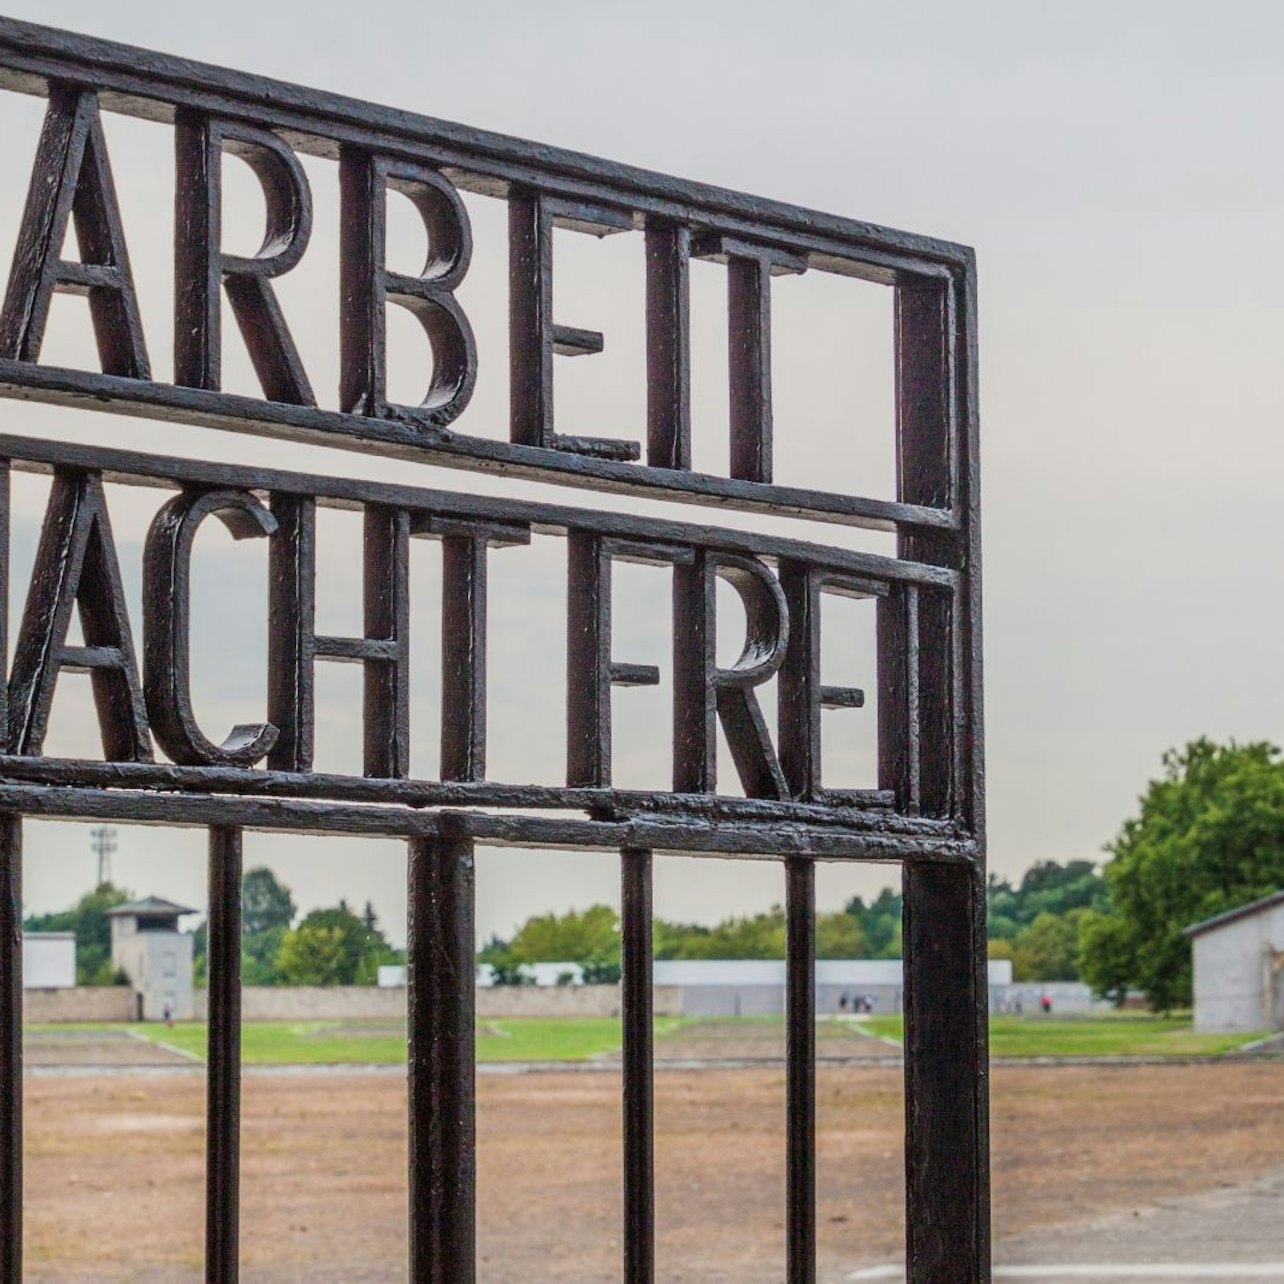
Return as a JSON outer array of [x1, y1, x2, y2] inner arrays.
[[22, 932, 75, 989], [108, 896, 197, 1021], [1186, 890, 1284, 1033]]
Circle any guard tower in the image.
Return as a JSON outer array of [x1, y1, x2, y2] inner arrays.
[[107, 896, 197, 1021]]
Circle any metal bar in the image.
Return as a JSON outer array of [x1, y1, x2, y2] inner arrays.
[[0, 814, 20, 1284], [902, 861, 989, 1283], [0, 365, 958, 529], [0, 19, 971, 268], [0, 782, 975, 862], [785, 856, 815, 1284], [408, 821, 476, 1282], [0, 434, 960, 581], [206, 824, 243, 1284], [621, 847, 654, 1284], [645, 224, 691, 471], [0, 756, 899, 825]]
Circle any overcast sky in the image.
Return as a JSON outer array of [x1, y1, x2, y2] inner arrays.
[[8, 0, 1284, 945]]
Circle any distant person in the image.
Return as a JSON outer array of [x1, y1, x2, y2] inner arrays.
[[1040, 992, 1052, 1015], [162, 1002, 173, 1028], [839, 992, 849, 1012]]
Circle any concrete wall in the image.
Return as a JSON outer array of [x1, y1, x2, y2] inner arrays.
[[24, 986, 134, 1022], [193, 985, 409, 1022], [192, 984, 683, 1021], [997, 982, 1118, 1016], [1193, 902, 1284, 1032]]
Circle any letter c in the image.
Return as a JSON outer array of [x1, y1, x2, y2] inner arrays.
[[143, 488, 279, 766]]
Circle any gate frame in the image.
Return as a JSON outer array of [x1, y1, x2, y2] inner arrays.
[[0, 19, 987, 1283]]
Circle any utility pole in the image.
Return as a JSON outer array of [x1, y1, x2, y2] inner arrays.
[[90, 826, 116, 888]]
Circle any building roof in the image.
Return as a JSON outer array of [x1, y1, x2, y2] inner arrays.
[[1184, 890, 1284, 939], [105, 895, 198, 918]]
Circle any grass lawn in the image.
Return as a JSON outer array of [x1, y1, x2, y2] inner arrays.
[[862, 1013, 1267, 1058], [104, 1017, 661, 1065], [28, 1012, 1268, 1064]]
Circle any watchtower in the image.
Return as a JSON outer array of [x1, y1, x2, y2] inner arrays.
[[108, 896, 197, 1021]]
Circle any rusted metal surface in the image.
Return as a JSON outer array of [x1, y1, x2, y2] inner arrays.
[[0, 17, 988, 1283]]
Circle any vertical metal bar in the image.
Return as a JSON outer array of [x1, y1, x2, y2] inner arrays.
[[508, 190, 553, 449], [727, 255, 773, 484], [905, 585, 921, 815], [644, 223, 691, 470], [621, 847, 654, 1284], [439, 534, 489, 783], [408, 820, 475, 1282], [903, 862, 988, 1283], [362, 503, 411, 779], [0, 814, 21, 1284], [567, 533, 611, 788], [266, 492, 316, 773], [206, 824, 242, 1284], [785, 855, 815, 1284]]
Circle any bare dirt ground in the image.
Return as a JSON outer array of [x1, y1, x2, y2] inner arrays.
[[19, 1060, 1284, 1282]]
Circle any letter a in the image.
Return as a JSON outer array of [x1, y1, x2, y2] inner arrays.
[[9, 471, 152, 761], [0, 87, 150, 378]]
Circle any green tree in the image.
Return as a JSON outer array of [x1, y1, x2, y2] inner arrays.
[[816, 912, 865, 959], [987, 862, 1106, 943], [844, 889, 902, 958], [1080, 739, 1284, 1010], [240, 867, 297, 986], [1010, 910, 1084, 981], [507, 904, 620, 966], [668, 908, 787, 959], [242, 867, 295, 936], [274, 901, 395, 985], [276, 922, 348, 985], [25, 882, 132, 984]]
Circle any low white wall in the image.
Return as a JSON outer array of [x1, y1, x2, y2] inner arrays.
[[193, 986, 409, 1022], [24, 987, 134, 1022], [189, 984, 681, 1021]]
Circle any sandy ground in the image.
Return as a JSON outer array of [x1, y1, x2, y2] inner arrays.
[[15, 1059, 1284, 1282]]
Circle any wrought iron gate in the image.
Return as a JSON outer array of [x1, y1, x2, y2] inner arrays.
[[0, 18, 987, 1282]]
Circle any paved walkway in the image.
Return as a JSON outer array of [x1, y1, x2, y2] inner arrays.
[[849, 1167, 1284, 1282]]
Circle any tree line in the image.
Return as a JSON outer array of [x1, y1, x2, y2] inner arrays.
[[31, 738, 1271, 1008], [479, 865, 1109, 985]]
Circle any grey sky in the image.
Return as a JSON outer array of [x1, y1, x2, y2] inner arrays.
[[8, 1, 1284, 945]]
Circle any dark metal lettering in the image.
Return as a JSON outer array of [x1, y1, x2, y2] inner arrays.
[[692, 236, 806, 484], [267, 495, 412, 776], [508, 190, 639, 461], [423, 515, 529, 783], [566, 534, 689, 788], [673, 551, 790, 799], [0, 23, 987, 1279], [143, 488, 279, 766], [340, 149, 476, 428], [0, 86, 149, 379], [778, 562, 881, 801], [174, 113, 315, 405], [8, 470, 151, 760], [644, 222, 692, 471]]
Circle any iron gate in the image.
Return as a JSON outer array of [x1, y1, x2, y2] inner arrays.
[[0, 17, 987, 1282]]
